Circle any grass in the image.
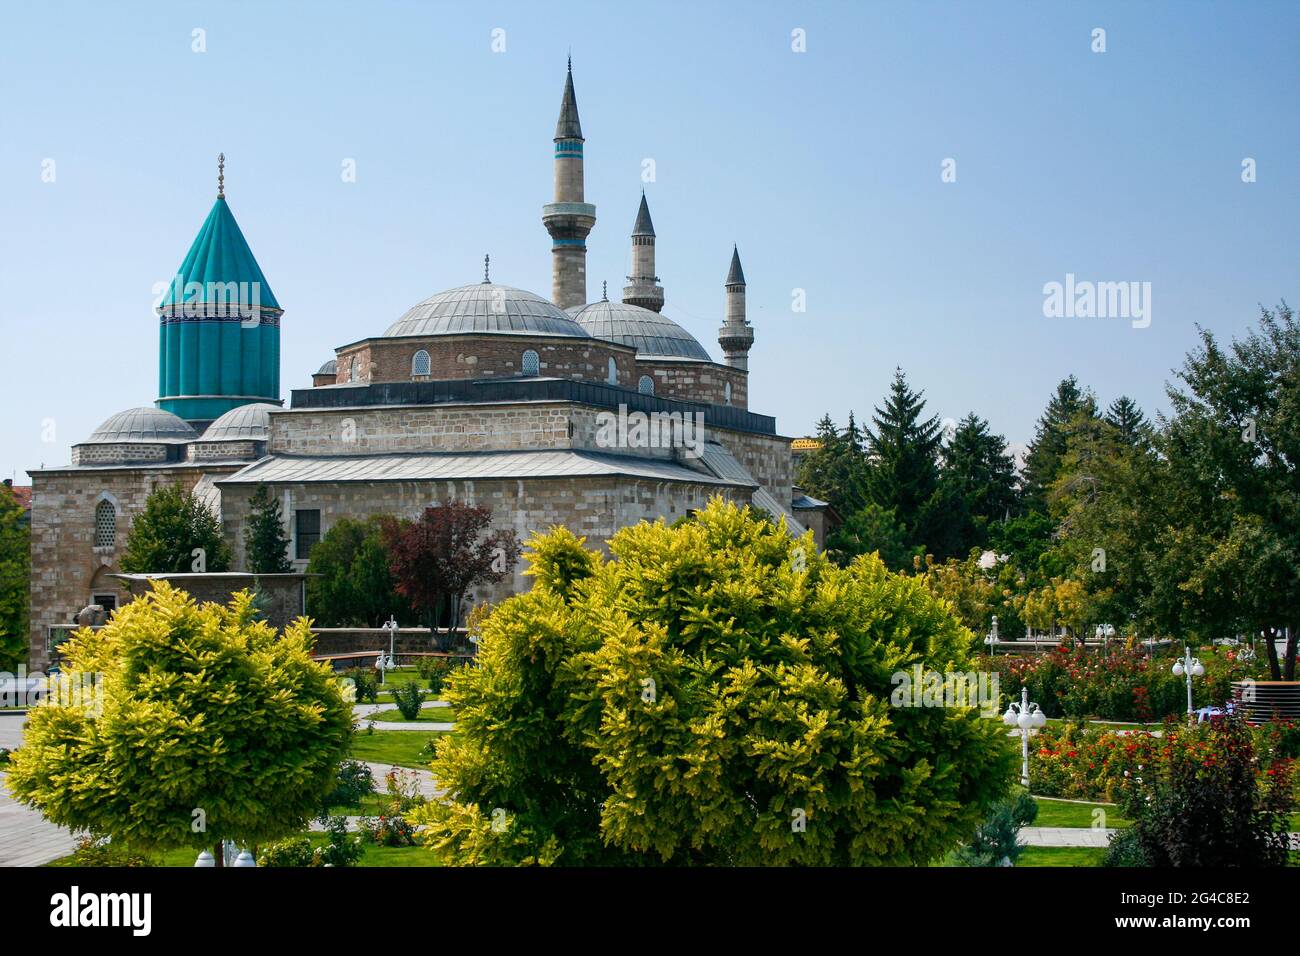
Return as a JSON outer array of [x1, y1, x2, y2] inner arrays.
[[1033, 797, 1130, 829], [1016, 846, 1107, 867], [348, 729, 443, 769], [367, 706, 455, 723], [47, 832, 442, 868]]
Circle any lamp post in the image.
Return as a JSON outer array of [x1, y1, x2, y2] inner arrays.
[[1171, 644, 1205, 722], [1003, 688, 1047, 788], [984, 615, 1000, 656], [376, 615, 399, 685], [1094, 623, 1115, 653]]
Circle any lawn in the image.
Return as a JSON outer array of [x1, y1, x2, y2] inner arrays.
[[46, 832, 442, 868], [1016, 846, 1107, 867], [367, 706, 456, 723], [348, 729, 444, 769], [1033, 797, 1130, 829]]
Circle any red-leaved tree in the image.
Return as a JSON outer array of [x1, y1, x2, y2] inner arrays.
[[384, 502, 520, 641]]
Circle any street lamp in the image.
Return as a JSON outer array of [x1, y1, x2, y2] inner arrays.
[[376, 615, 399, 685], [1171, 645, 1205, 721], [1095, 623, 1116, 653], [1002, 688, 1047, 788], [984, 615, 1000, 655]]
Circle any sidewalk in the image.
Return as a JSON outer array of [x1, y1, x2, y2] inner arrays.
[[353, 700, 455, 731]]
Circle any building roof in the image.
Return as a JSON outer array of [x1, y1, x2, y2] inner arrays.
[[632, 193, 655, 237], [219, 449, 752, 487], [157, 197, 281, 311], [555, 60, 584, 141], [202, 402, 278, 442], [316, 359, 337, 375], [383, 283, 590, 338], [3, 483, 31, 511], [569, 300, 712, 361], [698, 441, 805, 537], [726, 245, 746, 286], [84, 407, 198, 445]]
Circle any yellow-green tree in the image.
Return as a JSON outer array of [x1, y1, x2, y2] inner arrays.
[[7, 584, 352, 864], [413, 499, 1016, 865]]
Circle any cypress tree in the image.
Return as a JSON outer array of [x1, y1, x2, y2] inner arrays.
[[244, 483, 292, 573]]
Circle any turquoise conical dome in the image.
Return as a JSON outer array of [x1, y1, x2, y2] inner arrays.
[[157, 188, 283, 426]]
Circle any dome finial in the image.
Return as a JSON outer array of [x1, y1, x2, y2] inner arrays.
[[483, 254, 490, 284], [217, 152, 225, 198], [602, 280, 608, 301]]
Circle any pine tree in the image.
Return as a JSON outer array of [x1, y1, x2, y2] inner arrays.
[[244, 484, 292, 573], [1020, 376, 1099, 515], [1105, 395, 1151, 447], [939, 413, 1020, 553], [865, 368, 942, 539], [794, 413, 867, 514], [120, 483, 231, 573]]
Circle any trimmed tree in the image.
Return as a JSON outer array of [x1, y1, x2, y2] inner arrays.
[[413, 498, 1016, 866], [6, 583, 352, 864], [243, 484, 291, 573], [120, 483, 231, 573]]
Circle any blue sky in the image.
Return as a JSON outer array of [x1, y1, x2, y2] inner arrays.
[[2, 0, 1297, 480]]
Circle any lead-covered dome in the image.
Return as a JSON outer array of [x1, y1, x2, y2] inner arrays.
[[202, 402, 278, 441], [570, 300, 712, 361], [86, 407, 198, 444], [383, 283, 589, 338], [316, 359, 337, 375]]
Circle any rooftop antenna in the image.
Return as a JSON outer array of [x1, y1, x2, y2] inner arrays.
[[217, 152, 225, 198]]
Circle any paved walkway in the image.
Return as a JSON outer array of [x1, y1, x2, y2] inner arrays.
[[1021, 826, 1115, 847], [0, 715, 78, 866], [353, 699, 455, 731]]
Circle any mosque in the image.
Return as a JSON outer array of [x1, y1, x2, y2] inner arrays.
[[25, 62, 830, 668]]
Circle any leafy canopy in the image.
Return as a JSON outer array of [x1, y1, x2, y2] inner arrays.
[[414, 498, 1016, 866], [119, 483, 230, 573]]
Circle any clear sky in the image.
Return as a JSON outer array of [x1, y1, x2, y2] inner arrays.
[[2, 0, 1297, 480]]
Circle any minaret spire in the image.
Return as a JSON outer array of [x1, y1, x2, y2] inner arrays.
[[217, 152, 225, 199], [622, 192, 664, 312], [718, 245, 753, 371], [542, 57, 596, 309]]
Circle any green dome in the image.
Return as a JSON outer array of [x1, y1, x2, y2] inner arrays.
[[158, 197, 280, 312]]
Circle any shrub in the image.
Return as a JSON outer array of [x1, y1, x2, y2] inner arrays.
[[1114, 716, 1295, 867], [322, 760, 375, 815], [258, 836, 317, 868], [314, 815, 364, 867], [70, 836, 157, 868], [391, 681, 426, 721], [343, 666, 378, 704], [418, 656, 468, 695], [948, 790, 1038, 866], [1102, 827, 1147, 867], [412, 500, 1017, 866]]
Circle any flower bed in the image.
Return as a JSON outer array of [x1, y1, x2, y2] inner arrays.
[[977, 645, 1264, 722]]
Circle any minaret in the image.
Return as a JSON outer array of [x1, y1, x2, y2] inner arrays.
[[622, 192, 664, 312], [157, 154, 283, 426], [718, 245, 753, 370], [541, 58, 596, 309]]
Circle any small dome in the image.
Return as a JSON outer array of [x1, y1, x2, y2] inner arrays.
[[316, 359, 337, 375], [202, 403, 278, 441], [384, 283, 589, 338], [570, 300, 712, 361], [86, 407, 198, 444]]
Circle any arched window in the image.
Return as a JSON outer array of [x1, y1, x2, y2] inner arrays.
[[349, 356, 359, 382], [521, 349, 540, 376], [607, 357, 618, 385], [638, 375, 654, 396], [724, 381, 732, 405], [412, 349, 431, 376], [94, 499, 116, 549]]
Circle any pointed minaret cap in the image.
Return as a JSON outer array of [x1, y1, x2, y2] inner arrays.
[[554, 57, 584, 141], [632, 191, 655, 237], [726, 245, 746, 286]]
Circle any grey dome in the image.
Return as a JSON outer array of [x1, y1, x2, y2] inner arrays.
[[202, 403, 278, 441], [316, 359, 337, 375], [384, 283, 589, 338], [86, 407, 198, 444], [570, 300, 712, 361]]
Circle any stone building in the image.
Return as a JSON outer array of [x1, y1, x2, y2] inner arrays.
[[25, 62, 817, 670]]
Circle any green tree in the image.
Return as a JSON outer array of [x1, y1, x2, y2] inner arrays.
[[119, 483, 231, 573], [795, 413, 868, 514], [1105, 395, 1152, 448], [243, 484, 291, 573], [0, 484, 29, 670], [865, 368, 943, 540], [1021, 376, 1099, 516], [6, 584, 352, 864], [413, 498, 1016, 866], [305, 516, 411, 627], [939, 413, 1020, 554], [825, 502, 918, 571]]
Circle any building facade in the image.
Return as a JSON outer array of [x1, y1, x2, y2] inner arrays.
[[25, 62, 817, 670]]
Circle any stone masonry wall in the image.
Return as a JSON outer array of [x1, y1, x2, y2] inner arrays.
[[635, 360, 748, 409]]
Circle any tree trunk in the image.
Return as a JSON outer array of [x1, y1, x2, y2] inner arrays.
[[1284, 625, 1297, 681], [213, 840, 224, 868], [1265, 625, 1282, 681]]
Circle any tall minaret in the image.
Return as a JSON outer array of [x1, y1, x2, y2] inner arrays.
[[622, 192, 664, 312], [718, 245, 753, 370], [541, 58, 596, 309]]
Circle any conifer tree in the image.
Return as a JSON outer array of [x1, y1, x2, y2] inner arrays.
[[864, 368, 942, 539], [1020, 376, 1099, 515], [0, 483, 29, 670], [244, 484, 292, 573], [1104, 395, 1152, 448], [120, 483, 231, 573], [938, 413, 1020, 553]]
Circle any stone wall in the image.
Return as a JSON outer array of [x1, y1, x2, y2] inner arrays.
[[71, 443, 170, 466], [187, 440, 261, 462], [309, 628, 470, 659], [635, 360, 748, 409], [114, 573, 307, 629], [331, 334, 637, 388], [716, 426, 795, 509]]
